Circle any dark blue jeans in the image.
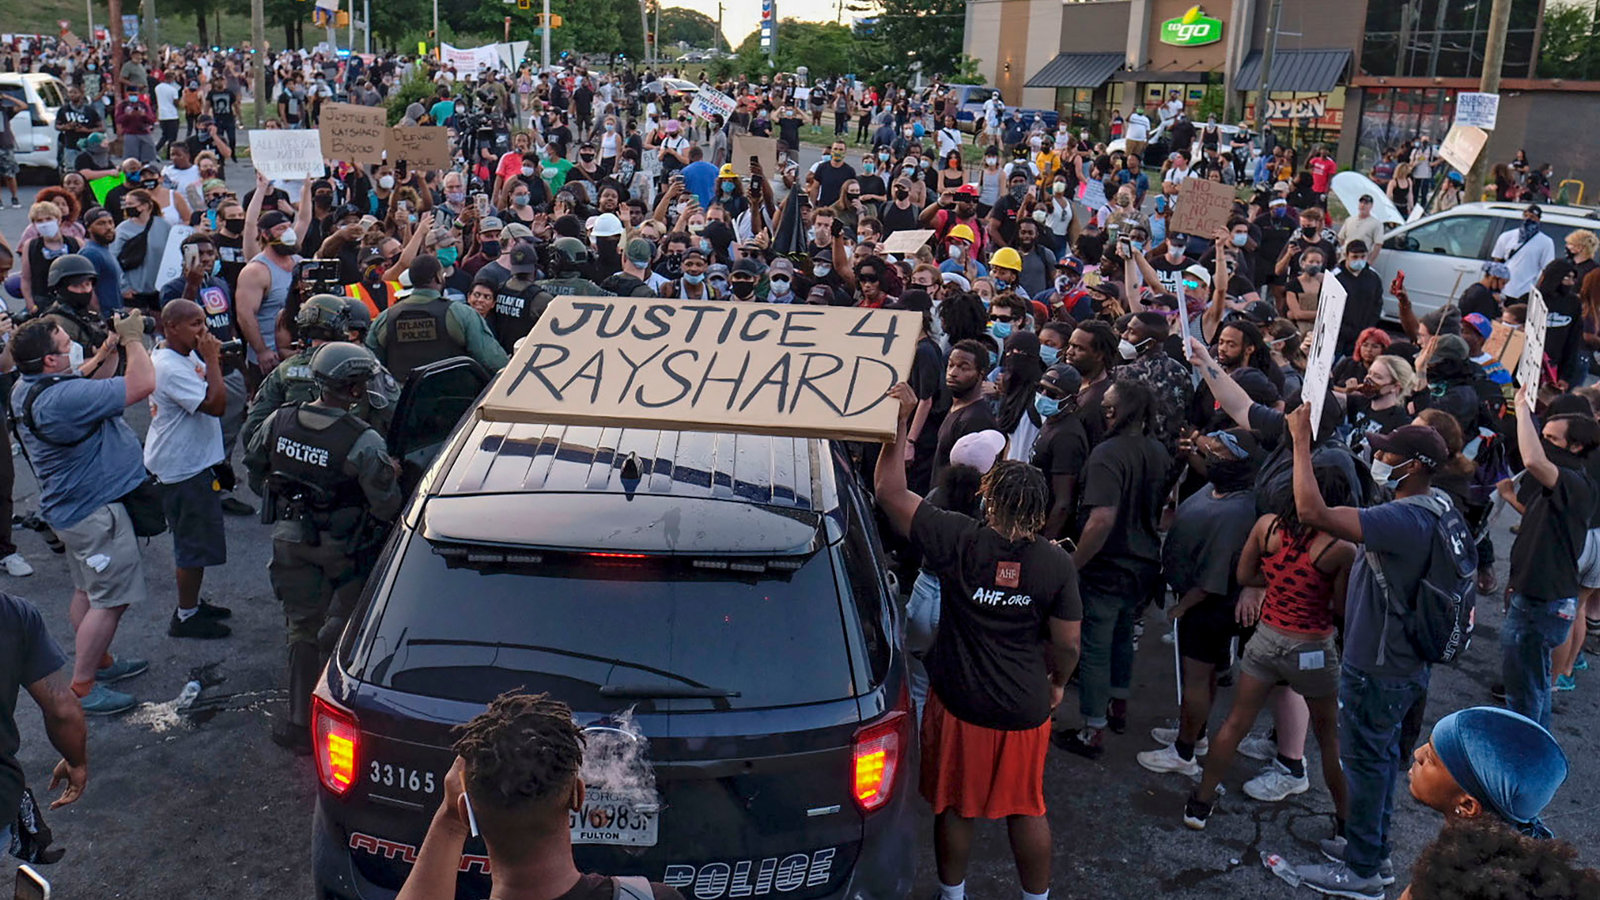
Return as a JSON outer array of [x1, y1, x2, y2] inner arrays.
[[1502, 592, 1578, 729], [1078, 563, 1156, 727], [1339, 663, 1427, 879]]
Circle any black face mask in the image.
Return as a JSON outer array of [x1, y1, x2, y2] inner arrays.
[[62, 286, 94, 309], [1544, 440, 1586, 470], [1207, 457, 1257, 494], [729, 280, 756, 299]]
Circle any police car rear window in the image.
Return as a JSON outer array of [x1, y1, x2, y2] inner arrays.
[[352, 544, 857, 709]]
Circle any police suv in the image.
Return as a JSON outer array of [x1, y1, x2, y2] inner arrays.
[[311, 358, 918, 899]]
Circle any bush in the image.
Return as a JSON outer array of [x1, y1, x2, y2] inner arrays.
[[385, 67, 438, 125]]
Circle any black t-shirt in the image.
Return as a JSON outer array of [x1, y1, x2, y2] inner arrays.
[[1077, 377, 1110, 448], [988, 193, 1026, 245], [910, 503, 1082, 730], [1336, 267, 1385, 353], [57, 102, 99, 135], [934, 399, 998, 476], [1077, 432, 1171, 576], [207, 88, 238, 119], [1146, 253, 1189, 295], [882, 201, 919, 236], [811, 160, 857, 206], [1031, 412, 1090, 531], [909, 337, 945, 457], [1162, 488, 1257, 597], [1, 593, 68, 826], [1510, 465, 1598, 601], [1459, 282, 1500, 320]]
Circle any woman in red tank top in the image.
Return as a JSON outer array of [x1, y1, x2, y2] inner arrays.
[[1189, 466, 1357, 831]]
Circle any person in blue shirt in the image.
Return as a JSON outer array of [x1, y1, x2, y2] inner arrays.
[[679, 144, 719, 208], [428, 85, 456, 128], [77, 207, 124, 314]]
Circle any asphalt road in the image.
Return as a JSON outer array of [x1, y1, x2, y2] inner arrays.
[[2, 153, 1598, 900]]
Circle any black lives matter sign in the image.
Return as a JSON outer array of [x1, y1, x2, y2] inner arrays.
[[479, 297, 920, 442]]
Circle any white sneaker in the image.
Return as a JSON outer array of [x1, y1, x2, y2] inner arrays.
[[1137, 743, 1202, 776], [1237, 733, 1278, 761], [1244, 758, 1310, 802], [1149, 726, 1209, 755], [2, 552, 34, 576]]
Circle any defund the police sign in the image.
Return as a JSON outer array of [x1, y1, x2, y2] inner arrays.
[[479, 298, 921, 442], [1160, 6, 1222, 46]]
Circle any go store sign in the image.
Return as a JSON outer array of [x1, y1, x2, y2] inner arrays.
[[1160, 5, 1223, 46]]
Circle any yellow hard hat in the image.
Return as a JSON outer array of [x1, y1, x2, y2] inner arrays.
[[947, 223, 976, 244], [989, 246, 1023, 271], [718, 163, 738, 179]]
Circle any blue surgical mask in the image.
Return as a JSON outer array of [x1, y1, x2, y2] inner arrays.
[[437, 246, 460, 266], [210, 259, 221, 277], [720, 181, 735, 193], [1039, 344, 1060, 366], [1348, 258, 1367, 272], [684, 272, 705, 285], [1369, 457, 1412, 489], [1130, 240, 1145, 253], [989, 321, 1013, 341], [1035, 391, 1062, 418], [1231, 232, 1248, 247], [814, 264, 832, 278], [769, 276, 791, 293]]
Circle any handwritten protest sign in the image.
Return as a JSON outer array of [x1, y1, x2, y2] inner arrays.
[[386, 126, 452, 170], [881, 229, 935, 256], [319, 102, 387, 165], [1303, 272, 1349, 439], [248, 129, 324, 180], [1439, 125, 1488, 174], [479, 298, 921, 442], [688, 86, 737, 122], [731, 134, 777, 179], [1169, 177, 1235, 237], [1516, 287, 1548, 391], [1484, 321, 1526, 373]]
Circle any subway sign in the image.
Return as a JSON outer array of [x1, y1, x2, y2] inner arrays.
[[1160, 6, 1223, 46]]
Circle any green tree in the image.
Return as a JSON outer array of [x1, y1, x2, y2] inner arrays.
[[733, 19, 858, 80], [656, 6, 725, 51], [445, 0, 641, 59], [851, 0, 966, 84], [1537, 2, 1600, 80]]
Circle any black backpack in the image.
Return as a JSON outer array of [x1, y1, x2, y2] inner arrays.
[[1369, 492, 1478, 665]]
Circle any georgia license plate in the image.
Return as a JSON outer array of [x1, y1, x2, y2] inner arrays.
[[570, 789, 660, 847]]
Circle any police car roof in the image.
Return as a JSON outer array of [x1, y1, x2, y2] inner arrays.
[[420, 421, 842, 555]]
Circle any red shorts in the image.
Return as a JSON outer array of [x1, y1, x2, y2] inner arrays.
[[919, 692, 1050, 819]]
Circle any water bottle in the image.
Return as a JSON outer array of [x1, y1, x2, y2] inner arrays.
[[176, 679, 202, 710], [1261, 852, 1301, 887]]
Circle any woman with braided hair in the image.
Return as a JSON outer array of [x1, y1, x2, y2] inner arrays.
[[875, 382, 1082, 900]]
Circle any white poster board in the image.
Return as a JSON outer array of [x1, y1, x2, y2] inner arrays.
[[1516, 287, 1548, 391], [688, 86, 737, 122], [154, 224, 195, 288], [247, 130, 325, 180], [1303, 273, 1349, 439], [1439, 125, 1488, 174], [1454, 92, 1499, 130]]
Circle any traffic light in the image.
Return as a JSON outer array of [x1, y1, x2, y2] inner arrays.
[[336, 10, 349, 26], [517, 0, 529, 8]]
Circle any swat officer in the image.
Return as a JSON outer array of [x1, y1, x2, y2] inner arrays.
[[535, 236, 611, 297], [342, 297, 373, 344], [244, 342, 404, 754], [243, 294, 400, 443], [39, 256, 113, 366], [367, 255, 508, 385], [490, 244, 555, 354]]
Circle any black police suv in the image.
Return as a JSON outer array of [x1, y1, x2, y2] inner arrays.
[[310, 358, 917, 900]]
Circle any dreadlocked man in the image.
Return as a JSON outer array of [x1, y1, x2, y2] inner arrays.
[[396, 691, 685, 900], [875, 382, 1083, 900]]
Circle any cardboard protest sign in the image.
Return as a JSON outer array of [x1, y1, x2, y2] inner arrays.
[[154, 224, 195, 287], [689, 86, 737, 122], [386, 126, 452, 170], [479, 298, 921, 442], [1516, 287, 1548, 390], [1169, 178, 1235, 237], [1302, 272, 1349, 439], [1484, 321, 1526, 373], [731, 134, 778, 179], [248, 129, 324, 180], [881, 229, 935, 256], [1439, 125, 1488, 174], [319, 102, 387, 165]]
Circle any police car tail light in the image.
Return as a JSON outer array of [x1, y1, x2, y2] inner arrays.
[[313, 696, 360, 796], [852, 709, 908, 812]]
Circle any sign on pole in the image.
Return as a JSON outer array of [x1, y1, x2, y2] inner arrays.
[[1439, 124, 1489, 173], [319, 102, 388, 165], [386, 126, 453, 170], [688, 86, 737, 122], [247, 130, 325, 180], [1302, 273, 1349, 439], [1516, 287, 1548, 392], [1454, 92, 1499, 130], [1169, 177, 1235, 237], [478, 298, 921, 443]]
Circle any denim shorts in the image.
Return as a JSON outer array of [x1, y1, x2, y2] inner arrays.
[[1240, 623, 1340, 698], [1576, 528, 1600, 590]]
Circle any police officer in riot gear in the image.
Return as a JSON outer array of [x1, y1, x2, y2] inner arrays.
[[244, 342, 403, 754], [40, 255, 112, 359], [366, 255, 507, 384], [342, 296, 373, 344], [242, 294, 400, 443], [490, 244, 554, 354], [535, 236, 609, 297]]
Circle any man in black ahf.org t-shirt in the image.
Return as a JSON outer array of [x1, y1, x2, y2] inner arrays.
[[876, 382, 1082, 900]]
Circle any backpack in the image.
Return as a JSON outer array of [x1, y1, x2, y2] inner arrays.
[[1369, 491, 1478, 665]]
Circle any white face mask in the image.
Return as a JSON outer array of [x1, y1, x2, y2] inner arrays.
[[1369, 457, 1413, 489], [36, 220, 60, 238], [276, 227, 298, 247], [378, 175, 396, 190]]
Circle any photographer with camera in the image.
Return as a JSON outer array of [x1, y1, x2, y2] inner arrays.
[[37, 255, 118, 378], [9, 309, 157, 715], [145, 299, 233, 639]]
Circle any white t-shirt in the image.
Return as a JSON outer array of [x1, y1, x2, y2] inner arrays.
[[154, 81, 182, 119], [145, 347, 223, 483], [1125, 112, 1150, 142], [164, 163, 202, 194]]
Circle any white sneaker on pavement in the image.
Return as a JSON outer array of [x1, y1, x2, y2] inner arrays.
[[1137, 743, 1202, 776], [1237, 733, 1277, 761], [2, 552, 34, 576], [1149, 726, 1209, 755], [1243, 758, 1310, 802]]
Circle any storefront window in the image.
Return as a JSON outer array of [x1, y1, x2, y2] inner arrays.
[[1360, 0, 1540, 78], [1353, 88, 1457, 172]]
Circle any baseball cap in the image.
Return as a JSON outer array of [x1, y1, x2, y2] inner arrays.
[[954, 184, 978, 198], [1272, 180, 1290, 192], [767, 257, 795, 277], [806, 284, 832, 304], [1057, 256, 1083, 273], [1268, 197, 1288, 208], [625, 237, 654, 265], [258, 210, 292, 230], [334, 202, 364, 222], [509, 243, 539, 274], [949, 430, 1006, 474], [664, 119, 680, 132], [1432, 334, 1471, 363], [941, 271, 971, 292], [393, 270, 415, 300], [1463, 312, 1494, 339], [1183, 264, 1212, 287], [1483, 261, 1511, 280], [1039, 362, 1083, 397], [1367, 424, 1449, 470], [502, 222, 534, 242], [478, 216, 505, 233], [731, 257, 763, 277]]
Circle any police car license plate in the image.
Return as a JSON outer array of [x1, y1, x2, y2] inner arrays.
[[570, 790, 659, 847]]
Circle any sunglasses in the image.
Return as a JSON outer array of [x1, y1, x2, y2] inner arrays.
[[989, 314, 1020, 324]]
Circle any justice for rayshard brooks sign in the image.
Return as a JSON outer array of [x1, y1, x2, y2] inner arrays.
[[479, 298, 921, 442]]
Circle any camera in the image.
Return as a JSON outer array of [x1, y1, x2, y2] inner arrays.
[[218, 338, 246, 357], [113, 310, 157, 334], [295, 258, 343, 295]]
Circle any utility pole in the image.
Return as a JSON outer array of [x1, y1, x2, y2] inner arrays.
[[1252, 0, 1282, 139], [364, 0, 371, 53], [432, 0, 439, 59], [1465, 0, 1513, 202], [541, 0, 551, 68], [638, 0, 650, 66], [86, 0, 94, 42], [142, 0, 157, 52], [108, 0, 123, 99], [717, 1, 724, 49], [251, 0, 266, 127], [348, 0, 355, 53], [654, 2, 660, 67]]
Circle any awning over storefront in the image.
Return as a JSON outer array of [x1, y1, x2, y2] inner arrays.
[[1025, 52, 1126, 89], [1234, 49, 1352, 93]]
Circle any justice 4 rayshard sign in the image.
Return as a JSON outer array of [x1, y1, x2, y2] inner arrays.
[[1160, 5, 1222, 46]]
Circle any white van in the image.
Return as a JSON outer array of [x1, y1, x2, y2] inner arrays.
[[0, 73, 67, 172]]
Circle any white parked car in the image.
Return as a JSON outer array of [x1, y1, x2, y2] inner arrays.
[[0, 73, 67, 172], [1371, 201, 1600, 320]]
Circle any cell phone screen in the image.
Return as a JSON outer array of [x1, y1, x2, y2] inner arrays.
[[15, 865, 50, 900]]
